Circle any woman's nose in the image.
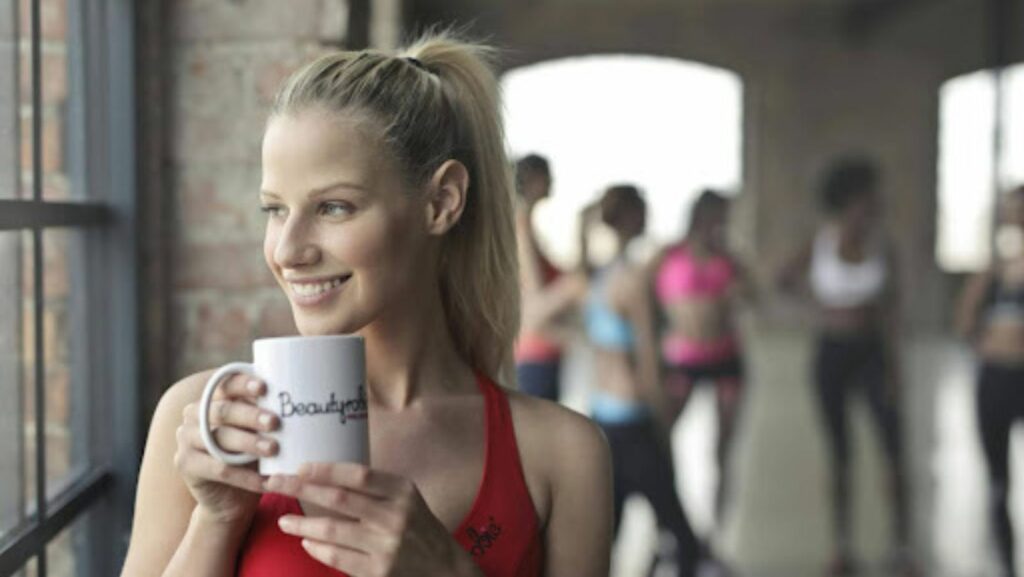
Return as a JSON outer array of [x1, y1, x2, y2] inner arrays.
[[274, 219, 320, 268]]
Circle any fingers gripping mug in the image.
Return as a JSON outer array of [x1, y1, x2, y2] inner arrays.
[[198, 335, 370, 475]]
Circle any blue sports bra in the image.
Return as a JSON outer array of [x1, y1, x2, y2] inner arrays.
[[584, 261, 636, 351]]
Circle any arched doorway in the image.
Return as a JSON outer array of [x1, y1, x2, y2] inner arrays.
[[502, 54, 744, 267]]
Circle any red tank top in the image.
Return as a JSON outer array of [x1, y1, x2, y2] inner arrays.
[[235, 375, 543, 577]]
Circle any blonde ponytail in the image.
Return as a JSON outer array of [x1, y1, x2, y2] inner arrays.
[[271, 31, 520, 385]]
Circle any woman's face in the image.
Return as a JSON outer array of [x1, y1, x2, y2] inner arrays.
[[520, 171, 551, 205], [621, 204, 647, 240], [840, 191, 878, 237], [260, 110, 431, 336], [702, 206, 728, 250]]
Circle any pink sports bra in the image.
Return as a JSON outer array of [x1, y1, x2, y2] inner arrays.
[[656, 244, 736, 304]]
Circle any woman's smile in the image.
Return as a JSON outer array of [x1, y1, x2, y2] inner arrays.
[[285, 274, 352, 307]]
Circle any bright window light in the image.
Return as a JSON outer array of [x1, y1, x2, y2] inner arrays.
[[937, 64, 1024, 272], [502, 55, 743, 267]]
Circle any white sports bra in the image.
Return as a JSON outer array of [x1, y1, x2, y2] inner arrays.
[[809, 226, 887, 308]]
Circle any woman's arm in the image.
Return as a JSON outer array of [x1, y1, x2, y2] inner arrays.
[[777, 239, 812, 296], [578, 202, 601, 278], [955, 271, 994, 341], [539, 409, 613, 576], [730, 254, 759, 306], [120, 373, 253, 577], [520, 272, 587, 334], [516, 207, 544, 295], [516, 207, 587, 334]]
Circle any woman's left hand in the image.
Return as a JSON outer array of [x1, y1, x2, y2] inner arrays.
[[265, 463, 482, 577]]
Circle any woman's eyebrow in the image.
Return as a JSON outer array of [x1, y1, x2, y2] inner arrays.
[[310, 181, 369, 198], [260, 181, 369, 199]]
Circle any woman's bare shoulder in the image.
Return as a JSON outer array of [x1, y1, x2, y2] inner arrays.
[[149, 370, 216, 426], [501, 391, 606, 541], [505, 389, 604, 448], [504, 389, 610, 518]]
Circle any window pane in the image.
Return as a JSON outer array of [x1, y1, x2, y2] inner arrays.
[[20, 229, 37, 517], [18, 0, 77, 201], [936, 70, 996, 271], [16, 0, 29, 199], [937, 63, 1024, 272], [43, 227, 88, 500], [7, 227, 94, 541], [0, 230, 28, 540], [1004, 68, 1024, 193], [0, 0, 16, 199], [47, 506, 94, 577], [15, 554, 39, 577]]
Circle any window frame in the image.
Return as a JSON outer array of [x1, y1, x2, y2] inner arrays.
[[0, 0, 138, 575]]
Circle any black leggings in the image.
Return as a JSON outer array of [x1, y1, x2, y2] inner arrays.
[[515, 359, 561, 401], [664, 356, 745, 525], [977, 363, 1024, 577], [813, 334, 908, 551], [600, 419, 700, 577]]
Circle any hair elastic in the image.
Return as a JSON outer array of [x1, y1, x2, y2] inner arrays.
[[404, 56, 432, 73]]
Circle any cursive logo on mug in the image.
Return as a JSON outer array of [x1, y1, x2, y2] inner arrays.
[[278, 385, 368, 424], [466, 516, 502, 557]]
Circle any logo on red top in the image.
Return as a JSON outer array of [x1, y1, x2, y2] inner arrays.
[[466, 516, 502, 557]]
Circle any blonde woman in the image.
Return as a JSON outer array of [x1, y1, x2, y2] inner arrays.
[[120, 33, 612, 577]]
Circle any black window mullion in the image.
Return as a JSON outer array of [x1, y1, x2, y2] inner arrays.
[[30, 0, 47, 573], [32, 228, 45, 577], [0, 201, 113, 230], [29, 0, 40, 203], [0, 469, 112, 575]]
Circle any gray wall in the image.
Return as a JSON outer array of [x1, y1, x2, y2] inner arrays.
[[408, 0, 1024, 333]]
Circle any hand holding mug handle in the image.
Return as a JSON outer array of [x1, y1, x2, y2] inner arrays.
[[199, 362, 263, 465]]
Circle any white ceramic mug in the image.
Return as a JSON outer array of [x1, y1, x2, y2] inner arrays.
[[198, 334, 369, 476]]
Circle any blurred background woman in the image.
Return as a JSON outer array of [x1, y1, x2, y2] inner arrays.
[[515, 154, 583, 401], [955, 184, 1024, 577], [651, 189, 753, 551], [778, 157, 914, 577], [581, 184, 701, 577]]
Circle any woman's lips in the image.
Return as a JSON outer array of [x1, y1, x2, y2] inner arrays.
[[287, 274, 351, 306]]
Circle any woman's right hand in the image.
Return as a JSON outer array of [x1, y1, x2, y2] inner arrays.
[[175, 374, 280, 526]]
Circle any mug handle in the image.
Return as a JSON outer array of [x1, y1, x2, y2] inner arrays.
[[199, 362, 262, 466]]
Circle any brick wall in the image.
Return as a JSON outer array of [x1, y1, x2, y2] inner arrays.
[[163, 0, 354, 382]]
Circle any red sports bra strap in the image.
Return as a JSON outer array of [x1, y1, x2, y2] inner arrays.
[[476, 374, 530, 493]]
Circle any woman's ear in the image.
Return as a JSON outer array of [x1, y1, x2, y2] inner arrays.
[[424, 159, 469, 236]]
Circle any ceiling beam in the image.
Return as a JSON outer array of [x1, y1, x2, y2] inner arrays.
[[841, 0, 929, 40]]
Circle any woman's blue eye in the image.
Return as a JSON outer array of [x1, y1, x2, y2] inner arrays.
[[260, 205, 285, 217], [320, 202, 353, 217]]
